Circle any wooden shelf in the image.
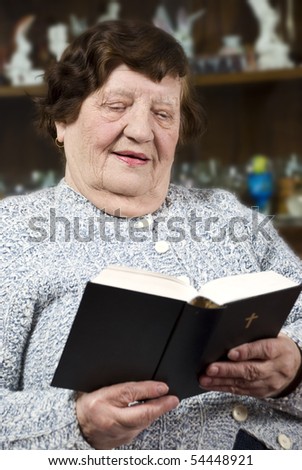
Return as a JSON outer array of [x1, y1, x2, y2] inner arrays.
[[1, 67, 302, 96], [0, 84, 46, 97], [193, 66, 302, 87], [274, 215, 302, 228]]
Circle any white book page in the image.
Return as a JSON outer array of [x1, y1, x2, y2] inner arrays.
[[197, 271, 298, 306], [92, 265, 197, 301]]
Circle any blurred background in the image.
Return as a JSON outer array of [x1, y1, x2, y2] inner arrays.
[[1, 0, 302, 255]]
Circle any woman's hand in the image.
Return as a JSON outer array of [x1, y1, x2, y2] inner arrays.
[[199, 333, 302, 398], [76, 381, 179, 449]]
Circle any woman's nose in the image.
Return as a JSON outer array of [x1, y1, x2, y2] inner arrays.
[[123, 107, 154, 143]]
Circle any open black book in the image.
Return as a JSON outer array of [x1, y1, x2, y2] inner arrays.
[[51, 266, 302, 400]]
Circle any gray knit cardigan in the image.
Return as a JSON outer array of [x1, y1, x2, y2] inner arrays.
[[1, 180, 302, 449]]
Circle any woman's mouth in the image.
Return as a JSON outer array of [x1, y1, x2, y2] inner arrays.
[[112, 150, 150, 166]]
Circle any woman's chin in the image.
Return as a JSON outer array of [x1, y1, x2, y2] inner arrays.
[[101, 177, 153, 198]]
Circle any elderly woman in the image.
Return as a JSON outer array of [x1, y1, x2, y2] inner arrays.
[[1, 20, 302, 450]]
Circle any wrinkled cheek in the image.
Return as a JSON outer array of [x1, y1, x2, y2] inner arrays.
[[158, 151, 175, 168], [85, 139, 105, 168], [89, 155, 106, 183]]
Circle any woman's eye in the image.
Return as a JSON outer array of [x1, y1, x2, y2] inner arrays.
[[155, 111, 171, 120], [108, 104, 126, 111], [102, 101, 128, 112]]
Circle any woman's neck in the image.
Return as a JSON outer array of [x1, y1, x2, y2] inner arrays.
[[64, 176, 168, 217]]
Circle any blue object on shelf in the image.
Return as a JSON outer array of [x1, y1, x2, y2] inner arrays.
[[247, 171, 274, 212]]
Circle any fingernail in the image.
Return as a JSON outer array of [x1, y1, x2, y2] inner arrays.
[[208, 366, 219, 376], [200, 377, 212, 387], [228, 350, 240, 360], [157, 383, 169, 395]]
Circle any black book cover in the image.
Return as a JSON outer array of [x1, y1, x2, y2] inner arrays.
[[51, 282, 185, 392], [51, 281, 302, 400]]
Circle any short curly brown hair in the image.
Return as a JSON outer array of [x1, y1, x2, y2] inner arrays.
[[36, 19, 207, 145]]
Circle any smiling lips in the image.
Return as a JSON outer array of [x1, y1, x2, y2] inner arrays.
[[112, 150, 150, 166]]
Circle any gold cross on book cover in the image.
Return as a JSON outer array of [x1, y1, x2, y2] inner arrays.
[[245, 312, 259, 329]]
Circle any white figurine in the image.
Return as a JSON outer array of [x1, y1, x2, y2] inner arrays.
[[47, 23, 69, 61], [153, 5, 204, 58], [5, 15, 44, 86], [70, 14, 88, 37], [247, 0, 293, 69], [98, 0, 121, 23]]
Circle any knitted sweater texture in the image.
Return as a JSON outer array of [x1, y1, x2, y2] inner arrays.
[[1, 180, 302, 449]]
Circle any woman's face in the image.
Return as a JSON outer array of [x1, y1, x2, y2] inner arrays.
[[56, 64, 181, 215]]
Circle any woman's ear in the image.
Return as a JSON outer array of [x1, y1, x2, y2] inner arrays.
[[55, 121, 66, 142]]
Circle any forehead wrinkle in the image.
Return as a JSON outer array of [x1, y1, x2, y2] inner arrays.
[[97, 88, 134, 100], [99, 84, 180, 107], [153, 96, 180, 108]]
